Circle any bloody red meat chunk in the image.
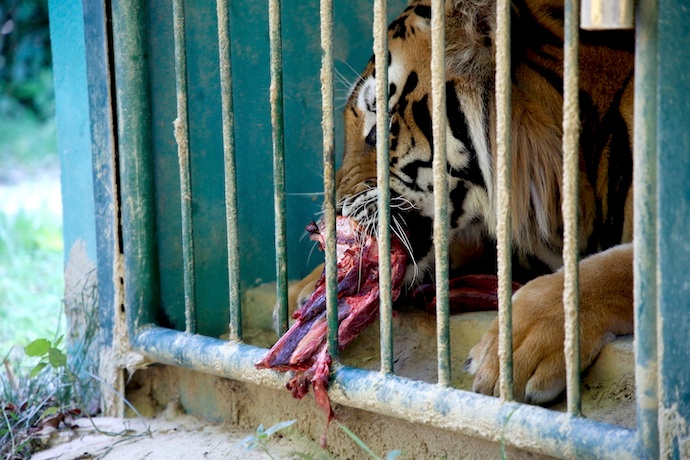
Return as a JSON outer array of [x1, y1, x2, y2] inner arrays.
[[256, 216, 521, 423], [256, 216, 408, 420]]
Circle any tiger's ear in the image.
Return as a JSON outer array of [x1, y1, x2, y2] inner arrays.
[[445, 0, 495, 81]]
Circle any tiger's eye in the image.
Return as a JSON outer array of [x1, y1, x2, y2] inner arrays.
[[365, 125, 376, 146]]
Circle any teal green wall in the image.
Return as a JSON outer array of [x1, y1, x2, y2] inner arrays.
[[48, 0, 96, 264], [145, 0, 405, 335], [49, 0, 406, 339], [656, 0, 690, 454]]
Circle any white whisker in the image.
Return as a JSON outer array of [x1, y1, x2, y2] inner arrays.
[[287, 191, 325, 197], [306, 241, 320, 266]]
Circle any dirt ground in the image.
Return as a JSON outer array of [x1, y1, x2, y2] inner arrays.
[[31, 403, 323, 460]]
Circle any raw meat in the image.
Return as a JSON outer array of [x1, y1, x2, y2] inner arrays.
[[411, 274, 522, 314], [256, 216, 408, 420], [256, 216, 521, 422]]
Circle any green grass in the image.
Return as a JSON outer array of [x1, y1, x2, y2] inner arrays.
[[0, 208, 64, 360], [0, 112, 58, 179]]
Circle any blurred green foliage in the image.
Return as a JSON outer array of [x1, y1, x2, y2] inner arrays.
[[0, 0, 53, 121], [0, 209, 64, 358]]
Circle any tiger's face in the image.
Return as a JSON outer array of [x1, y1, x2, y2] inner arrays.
[[336, 2, 494, 283]]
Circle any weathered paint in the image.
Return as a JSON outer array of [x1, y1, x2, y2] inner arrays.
[[215, 0, 242, 341], [172, 0, 197, 335], [111, 0, 160, 330], [131, 326, 639, 459], [79, 0, 122, 416], [63, 241, 99, 408], [633, 0, 659, 456], [656, 0, 690, 457], [268, 0, 290, 337]]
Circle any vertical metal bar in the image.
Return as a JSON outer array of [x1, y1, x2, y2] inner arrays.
[[172, 0, 196, 334], [373, 0, 393, 375], [655, 0, 690, 455], [495, 0, 514, 402], [216, 0, 242, 341], [269, 0, 289, 336], [633, 0, 658, 455], [562, 0, 581, 415], [320, 0, 338, 361], [111, 0, 159, 331], [430, 0, 450, 387]]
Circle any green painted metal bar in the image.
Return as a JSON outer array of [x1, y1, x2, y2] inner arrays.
[[373, 0, 393, 375], [633, 0, 659, 457], [130, 327, 638, 459], [495, 0, 514, 401], [655, 0, 690, 456], [81, 0, 122, 417], [112, 2, 156, 332], [111, 0, 159, 331], [172, 0, 196, 334], [430, 0, 451, 387], [320, 0, 338, 361], [216, 0, 242, 341], [561, 0, 582, 416], [269, 0, 289, 336]]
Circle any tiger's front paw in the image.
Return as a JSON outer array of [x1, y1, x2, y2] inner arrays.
[[465, 245, 634, 404], [464, 272, 572, 403]]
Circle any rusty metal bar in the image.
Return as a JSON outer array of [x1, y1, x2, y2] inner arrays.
[[216, 0, 242, 340], [268, 0, 289, 336], [562, 0, 582, 415], [430, 0, 451, 387], [172, 0, 196, 334], [373, 0, 394, 374], [495, 0, 514, 402], [319, 0, 338, 360]]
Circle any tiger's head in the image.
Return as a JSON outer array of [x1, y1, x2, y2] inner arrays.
[[336, 1, 505, 284], [334, 0, 592, 285]]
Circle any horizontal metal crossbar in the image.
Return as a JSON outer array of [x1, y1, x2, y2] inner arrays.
[[131, 327, 638, 459]]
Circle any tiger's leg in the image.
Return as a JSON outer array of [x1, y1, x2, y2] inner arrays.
[[291, 264, 324, 312], [272, 264, 323, 333], [465, 243, 633, 403]]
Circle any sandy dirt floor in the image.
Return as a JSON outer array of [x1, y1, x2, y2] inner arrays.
[[31, 405, 324, 460]]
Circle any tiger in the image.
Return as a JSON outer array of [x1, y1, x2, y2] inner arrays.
[[290, 0, 635, 404]]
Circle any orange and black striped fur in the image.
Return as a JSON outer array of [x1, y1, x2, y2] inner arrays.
[[291, 0, 635, 403]]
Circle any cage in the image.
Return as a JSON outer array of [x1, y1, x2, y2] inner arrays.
[[51, 0, 690, 457]]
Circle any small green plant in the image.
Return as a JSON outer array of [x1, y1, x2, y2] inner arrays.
[[1, 337, 76, 459], [335, 421, 403, 460], [0, 271, 102, 459], [245, 419, 404, 460], [244, 419, 297, 459], [23, 337, 66, 378]]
